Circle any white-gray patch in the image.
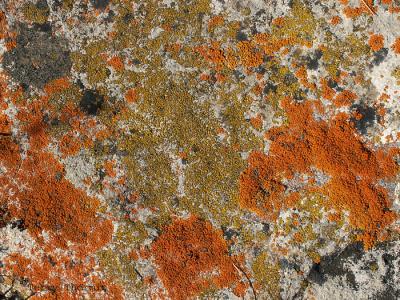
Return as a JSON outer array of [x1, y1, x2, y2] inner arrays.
[[149, 27, 164, 40]]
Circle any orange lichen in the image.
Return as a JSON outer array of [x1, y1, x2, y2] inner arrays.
[[5, 39, 16, 50], [195, 42, 226, 70], [151, 216, 239, 300], [252, 83, 263, 95], [392, 37, 400, 54], [233, 281, 248, 298], [43, 77, 71, 95], [240, 98, 398, 249], [59, 133, 81, 156], [330, 16, 341, 25], [1, 134, 112, 250], [295, 66, 316, 91], [107, 56, 124, 71], [250, 114, 263, 129], [379, 93, 390, 102], [368, 34, 384, 52], [343, 6, 364, 18], [129, 250, 139, 261], [0, 86, 111, 251], [214, 73, 225, 83], [388, 5, 400, 13], [237, 41, 263, 68], [0, 10, 16, 47], [225, 48, 239, 69], [333, 89, 358, 107], [104, 160, 117, 177], [361, 0, 377, 14], [125, 88, 137, 103], [0, 11, 7, 39], [166, 42, 181, 54], [199, 73, 210, 81], [208, 15, 224, 30], [320, 78, 336, 101], [196, 39, 268, 71], [257, 35, 297, 56], [343, 0, 376, 18], [0, 76, 119, 295], [272, 16, 286, 27], [0, 112, 11, 134], [197, 32, 310, 74]]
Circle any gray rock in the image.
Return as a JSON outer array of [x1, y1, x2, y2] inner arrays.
[[2, 24, 72, 89]]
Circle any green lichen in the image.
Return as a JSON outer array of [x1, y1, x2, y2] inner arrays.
[[392, 67, 400, 85], [71, 41, 109, 88], [119, 67, 261, 226], [252, 252, 281, 300], [321, 33, 369, 79], [271, 0, 318, 43], [97, 249, 139, 287], [22, 2, 49, 24]]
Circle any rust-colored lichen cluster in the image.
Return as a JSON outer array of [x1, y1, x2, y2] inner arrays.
[[368, 34, 384, 52], [239, 98, 398, 249], [393, 37, 400, 54], [0, 70, 119, 297], [152, 216, 241, 299]]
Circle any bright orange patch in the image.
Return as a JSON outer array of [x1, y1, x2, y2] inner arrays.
[[208, 15, 224, 30], [237, 41, 263, 68], [250, 114, 263, 129], [215, 73, 226, 82], [272, 17, 285, 27], [343, 6, 364, 18], [44, 77, 71, 95], [195, 42, 226, 70], [369, 34, 384, 52], [104, 160, 117, 177], [320, 78, 336, 101], [152, 216, 239, 300], [59, 134, 81, 156], [333, 89, 358, 107], [125, 88, 137, 103], [108, 56, 124, 71], [0, 91, 113, 251], [199, 73, 210, 81], [0, 82, 119, 297], [239, 99, 398, 249], [392, 37, 400, 54], [330, 16, 341, 25]]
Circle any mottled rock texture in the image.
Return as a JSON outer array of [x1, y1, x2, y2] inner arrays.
[[0, 0, 399, 299]]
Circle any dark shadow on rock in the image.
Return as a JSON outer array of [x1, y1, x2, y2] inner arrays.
[[372, 48, 388, 66], [79, 90, 104, 116], [350, 104, 377, 135], [90, 0, 110, 9], [308, 240, 400, 299], [306, 49, 323, 70], [307, 242, 364, 288], [2, 24, 71, 89]]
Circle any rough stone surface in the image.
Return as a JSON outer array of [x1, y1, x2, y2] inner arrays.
[[0, 0, 399, 299], [3, 24, 71, 89]]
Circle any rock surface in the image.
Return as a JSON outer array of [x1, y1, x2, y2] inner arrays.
[[0, 0, 399, 299]]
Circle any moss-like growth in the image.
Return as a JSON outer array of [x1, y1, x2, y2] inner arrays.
[[22, 1, 49, 25], [252, 252, 281, 300]]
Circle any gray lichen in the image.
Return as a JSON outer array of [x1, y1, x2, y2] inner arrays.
[[3, 24, 72, 89]]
